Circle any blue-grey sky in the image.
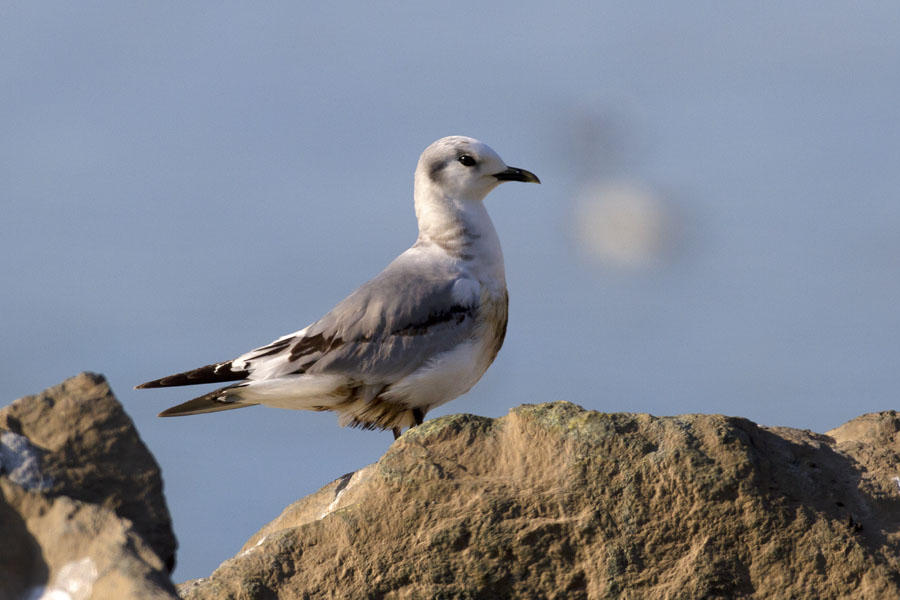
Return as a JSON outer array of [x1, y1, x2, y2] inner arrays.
[[3, 2, 899, 582]]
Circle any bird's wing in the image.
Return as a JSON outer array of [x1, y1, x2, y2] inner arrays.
[[232, 249, 482, 385], [135, 360, 249, 389], [135, 249, 481, 391]]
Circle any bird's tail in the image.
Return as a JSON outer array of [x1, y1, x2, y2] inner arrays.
[[157, 384, 258, 417], [135, 360, 249, 389]]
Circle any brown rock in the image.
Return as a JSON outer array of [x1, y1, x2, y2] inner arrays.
[[180, 403, 900, 600], [0, 373, 178, 599]]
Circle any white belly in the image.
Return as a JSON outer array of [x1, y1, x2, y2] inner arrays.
[[382, 339, 489, 411]]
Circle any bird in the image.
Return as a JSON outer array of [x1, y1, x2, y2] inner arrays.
[[136, 136, 540, 439]]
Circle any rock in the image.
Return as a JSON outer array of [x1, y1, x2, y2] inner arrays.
[[180, 403, 900, 600], [0, 373, 178, 600], [7, 374, 896, 599]]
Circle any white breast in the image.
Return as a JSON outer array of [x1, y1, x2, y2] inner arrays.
[[382, 290, 508, 412]]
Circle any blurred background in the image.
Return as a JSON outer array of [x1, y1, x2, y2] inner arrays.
[[3, 1, 898, 582]]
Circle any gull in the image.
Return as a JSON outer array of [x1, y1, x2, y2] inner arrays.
[[136, 136, 540, 439]]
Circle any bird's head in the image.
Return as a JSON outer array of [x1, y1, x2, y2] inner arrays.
[[415, 136, 540, 205]]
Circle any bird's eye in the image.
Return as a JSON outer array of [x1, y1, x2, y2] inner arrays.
[[457, 155, 476, 167]]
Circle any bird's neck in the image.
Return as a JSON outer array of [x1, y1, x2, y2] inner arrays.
[[414, 189, 506, 285]]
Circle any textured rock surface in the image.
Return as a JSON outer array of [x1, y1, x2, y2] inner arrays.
[[180, 403, 900, 600], [0, 373, 178, 600], [5, 375, 897, 599]]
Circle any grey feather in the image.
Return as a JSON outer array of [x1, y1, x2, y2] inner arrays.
[[241, 249, 480, 383], [157, 385, 258, 417]]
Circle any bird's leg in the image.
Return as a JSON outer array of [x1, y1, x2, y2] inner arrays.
[[394, 409, 425, 440]]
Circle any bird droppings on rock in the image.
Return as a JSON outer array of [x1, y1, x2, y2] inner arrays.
[[23, 557, 99, 600], [0, 430, 52, 492]]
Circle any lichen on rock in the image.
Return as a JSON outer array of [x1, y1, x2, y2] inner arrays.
[[179, 402, 900, 600]]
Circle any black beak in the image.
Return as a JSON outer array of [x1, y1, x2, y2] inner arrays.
[[493, 166, 541, 184]]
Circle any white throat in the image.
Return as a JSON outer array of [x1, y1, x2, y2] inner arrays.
[[413, 178, 506, 286]]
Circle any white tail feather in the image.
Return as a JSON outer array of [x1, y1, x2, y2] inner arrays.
[[231, 374, 349, 410]]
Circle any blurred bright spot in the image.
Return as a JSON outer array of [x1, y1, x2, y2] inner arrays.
[[572, 180, 671, 268]]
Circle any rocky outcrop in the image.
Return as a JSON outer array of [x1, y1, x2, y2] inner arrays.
[[4, 375, 899, 599], [0, 373, 178, 600], [180, 403, 900, 600]]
